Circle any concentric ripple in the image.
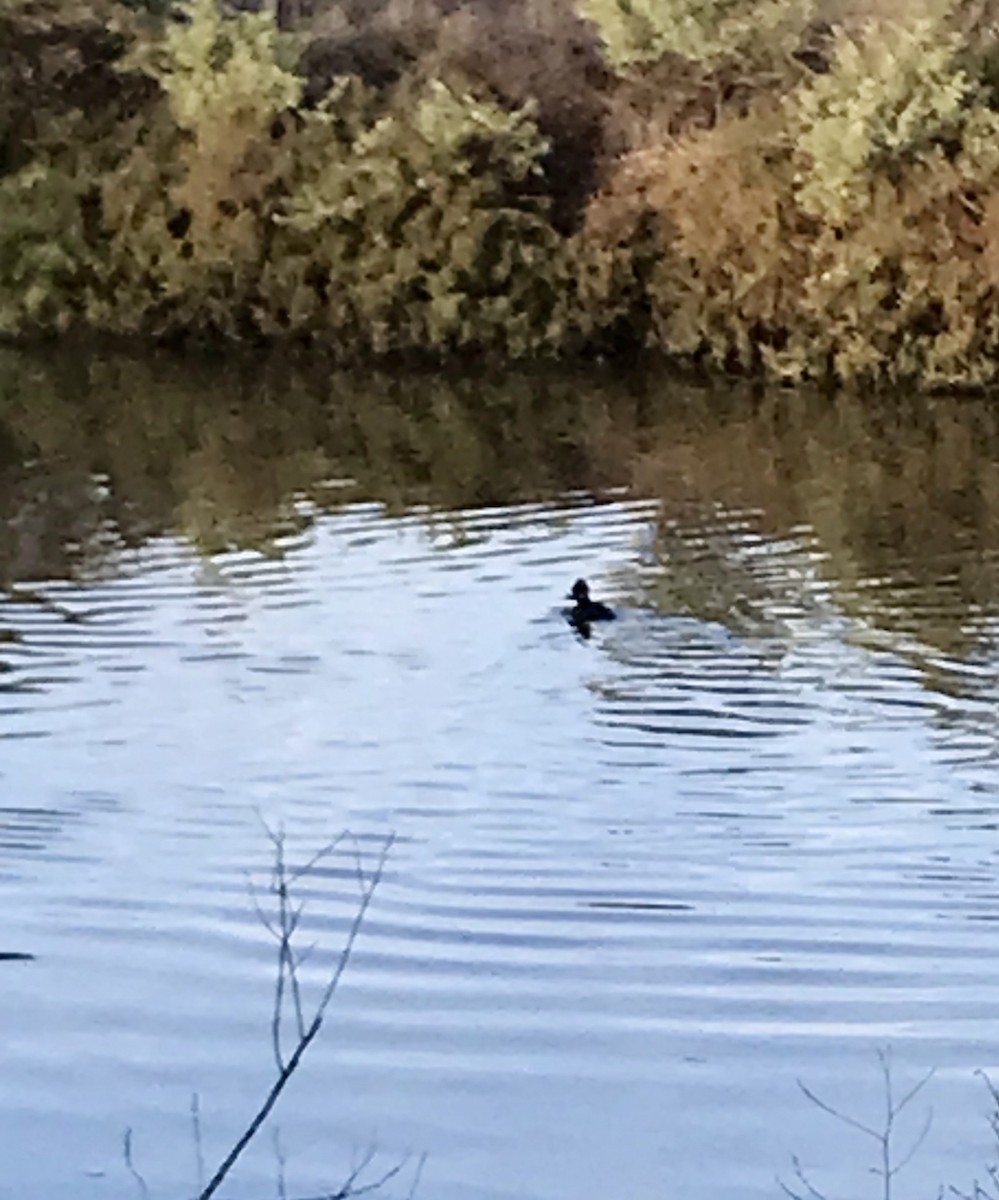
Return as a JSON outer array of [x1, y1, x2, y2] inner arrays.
[[2, 486, 999, 1200]]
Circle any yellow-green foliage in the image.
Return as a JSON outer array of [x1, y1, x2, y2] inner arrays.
[[791, 2, 974, 223], [261, 80, 579, 355], [589, 82, 999, 388], [158, 1, 301, 131], [94, 0, 302, 333], [0, 163, 97, 334], [0, 0, 141, 334], [0, 0, 619, 353], [581, 0, 815, 69], [10, 0, 999, 386], [813, 110, 999, 389], [99, 0, 618, 354]]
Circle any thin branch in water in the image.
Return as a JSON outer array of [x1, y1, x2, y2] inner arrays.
[[786, 1050, 937, 1200], [290, 834, 349, 885], [296, 941, 319, 969], [950, 1075, 999, 1200], [796, 1079, 880, 1141], [194, 830, 394, 1200], [895, 1066, 935, 1118], [336, 1143, 379, 1199], [122, 1127, 150, 1200], [273, 929, 288, 1072], [285, 901, 307, 1041], [314, 835, 395, 1021], [407, 1152, 427, 1200], [191, 1092, 206, 1194], [777, 1154, 830, 1200], [892, 1105, 934, 1178], [247, 876, 281, 942], [289, 1149, 407, 1200], [338, 1158, 407, 1200]]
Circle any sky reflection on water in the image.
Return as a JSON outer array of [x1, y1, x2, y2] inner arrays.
[[2, 349, 999, 1200]]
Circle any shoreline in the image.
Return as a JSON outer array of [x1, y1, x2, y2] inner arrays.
[[4, 0, 999, 392]]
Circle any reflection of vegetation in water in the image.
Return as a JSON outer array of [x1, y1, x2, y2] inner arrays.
[[0, 350, 335, 569], [0, 348, 648, 572], [2, 345, 999, 680], [632, 388, 999, 667]]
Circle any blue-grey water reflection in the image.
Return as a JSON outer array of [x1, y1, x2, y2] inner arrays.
[[2, 349, 999, 1200]]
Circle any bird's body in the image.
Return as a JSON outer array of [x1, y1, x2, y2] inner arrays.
[[566, 578, 615, 627]]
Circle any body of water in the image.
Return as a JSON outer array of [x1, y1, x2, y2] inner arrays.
[[2, 350, 999, 1200]]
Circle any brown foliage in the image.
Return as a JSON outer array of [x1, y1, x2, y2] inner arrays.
[[295, 0, 611, 231], [429, 0, 611, 230], [601, 53, 779, 161], [588, 86, 999, 387], [587, 104, 800, 367]]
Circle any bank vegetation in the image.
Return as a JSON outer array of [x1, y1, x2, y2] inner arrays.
[[7, 0, 999, 388]]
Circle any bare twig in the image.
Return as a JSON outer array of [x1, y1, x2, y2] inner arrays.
[[796, 1079, 881, 1141], [333, 1144, 389, 1200], [291, 834, 349, 884], [778, 1154, 830, 1200], [895, 1062, 935, 1116], [280, 1143, 425, 1200], [892, 1103, 934, 1178], [191, 1092, 206, 1194], [256, 822, 349, 1071], [290, 1154, 404, 1200], [781, 1050, 936, 1200], [194, 829, 394, 1200], [951, 1073, 999, 1200], [407, 1152, 427, 1200], [122, 1128, 150, 1200]]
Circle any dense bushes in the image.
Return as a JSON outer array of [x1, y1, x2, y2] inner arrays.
[[0, 0, 629, 353], [580, 0, 815, 70], [587, 0, 999, 386], [7, 0, 999, 386]]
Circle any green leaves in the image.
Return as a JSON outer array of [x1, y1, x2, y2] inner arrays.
[[9, 0, 999, 386], [156, 0, 301, 134], [792, 7, 974, 224], [0, 162, 96, 334], [264, 78, 573, 356], [581, 0, 815, 70]]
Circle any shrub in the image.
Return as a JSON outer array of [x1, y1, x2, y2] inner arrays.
[[584, 0, 999, 388], [92, 0, 302, 334], [0, 0, 614, 354], [0, 0, 153, 333], [587, 103, 799, 372], [790, 1, 974, 224], [427, 0, 611, 231], [297, 0, 610, 231], [0, 163, 98, 334], [0, 0, 148, 171], [580, 0, 816, 71], [8, 0, 999, 386], [262, 78, 579, 355], [803, 109, 999, 389]]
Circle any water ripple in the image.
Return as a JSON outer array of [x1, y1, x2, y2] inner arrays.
[[1, 491, 998, 1200]]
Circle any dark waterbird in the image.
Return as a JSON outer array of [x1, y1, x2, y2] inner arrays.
[[566, 579, 615, 637]]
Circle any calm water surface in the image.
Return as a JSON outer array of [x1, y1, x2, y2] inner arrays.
[[2, 350, 999, 1200]]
